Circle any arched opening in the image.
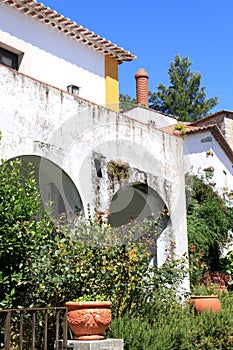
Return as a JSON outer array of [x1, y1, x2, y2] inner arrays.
[[8, 155, 83, 219], [108, 183, 167, 227], [108, 183, 170, 263]]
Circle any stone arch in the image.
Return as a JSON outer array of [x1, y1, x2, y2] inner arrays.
[[107, 182, 170, 264], [7, 155, 83, 219], [108, 182, 168, 228]]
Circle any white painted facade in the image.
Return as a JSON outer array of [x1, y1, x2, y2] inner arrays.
[[0, 1, 105, 105], [184, 131, 233, 198], [0, 0, 190, 293], [0, 65, 189, 275], [123, 106, 177, 128]]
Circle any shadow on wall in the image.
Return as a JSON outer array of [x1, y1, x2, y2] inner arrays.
[[7, 155, 83, 219], [107, 183, 170, 265], [108, 183, 167, 227]]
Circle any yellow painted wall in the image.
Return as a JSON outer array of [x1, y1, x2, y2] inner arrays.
[[105, 55, 119, 112]]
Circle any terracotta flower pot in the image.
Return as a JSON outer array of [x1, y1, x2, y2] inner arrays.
[[173, 129, 182, 137], [65, 301, 112, 340], [189, 295, 221, 313]]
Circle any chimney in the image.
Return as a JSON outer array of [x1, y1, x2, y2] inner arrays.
[[135, 68, 149, 108]]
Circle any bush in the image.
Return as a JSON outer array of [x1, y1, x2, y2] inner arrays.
[[0, 159, 55, 309], [107, 292, 233, 350], [0, 158, 163, 317], [186, 175, 233, 286]]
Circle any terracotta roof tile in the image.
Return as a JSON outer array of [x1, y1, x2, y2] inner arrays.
[[1, 0, 136, 64], [160, 123, 233, 163], [190, 110, 233, 126]]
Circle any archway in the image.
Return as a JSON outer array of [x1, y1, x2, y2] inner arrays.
[[108, 183, 170, 261], [108, 183, 168, 227], [8, 155, 83, 219]]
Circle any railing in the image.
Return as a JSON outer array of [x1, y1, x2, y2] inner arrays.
[[0, 307, 68, 350]]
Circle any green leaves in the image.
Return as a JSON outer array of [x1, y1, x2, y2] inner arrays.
[[107, 293, 233, 350], [0, 157, 184, 321], [186, 175, 233, 285], [0, 158, 154, 315], [149, 55, 218, 121], [0, 158, 54, 308]]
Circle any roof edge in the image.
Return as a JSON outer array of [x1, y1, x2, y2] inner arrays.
[[190, 110, 233, 126], [1, 0, 136, 64], [186, 124, 233, 163]]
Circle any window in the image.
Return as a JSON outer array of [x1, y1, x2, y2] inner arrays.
[[0, 47, 18, 70], [67, 84, 80, 95]]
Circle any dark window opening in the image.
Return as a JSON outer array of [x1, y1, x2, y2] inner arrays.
[[67, 84, 80, 95], [94, 159, 103, 178], [0, 47, 18, 70]]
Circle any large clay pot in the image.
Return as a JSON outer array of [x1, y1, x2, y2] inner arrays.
[[65, 301, 112, 340], [189, 295, 221, 313]]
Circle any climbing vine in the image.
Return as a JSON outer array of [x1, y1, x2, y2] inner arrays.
[[186, 174, 233, 285], [107, 160, 130, 181]]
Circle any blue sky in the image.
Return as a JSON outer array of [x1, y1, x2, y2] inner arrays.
[[42, 0, 233, 113]]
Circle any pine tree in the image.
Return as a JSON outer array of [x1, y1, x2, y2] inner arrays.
[[149, 55, 218, 122], [119, 93, 136, 111]]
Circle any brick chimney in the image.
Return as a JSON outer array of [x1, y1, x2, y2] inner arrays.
[[135, 68, 149, 108]]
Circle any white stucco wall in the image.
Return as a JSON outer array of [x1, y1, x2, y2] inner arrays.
[[184, 131, 233, 196], [0, 65, 189, 279], [0, 2, 105, 105], [123, 106, 177, 128]]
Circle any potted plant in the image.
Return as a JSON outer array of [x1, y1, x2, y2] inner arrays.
[[65, 294, 112, 340], [189, 284, 221, 313], [173, 124, 186, 138], [189, 271, 230, 313]]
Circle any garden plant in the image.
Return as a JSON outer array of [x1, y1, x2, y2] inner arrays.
[[1, 158, 233, 349]]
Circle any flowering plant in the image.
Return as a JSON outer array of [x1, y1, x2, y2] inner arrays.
[[202, 272, 228, 288], [193, 272, 232, 296], [191, 271, 231, 295]]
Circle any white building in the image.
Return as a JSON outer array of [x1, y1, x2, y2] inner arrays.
[[0, 0, 135, 110], [183, 123, 233, 200], [0, 0, 189, 271]]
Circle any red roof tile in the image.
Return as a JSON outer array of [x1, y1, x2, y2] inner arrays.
[[1, 0, 136, 64], [160, 122, 233, 162]]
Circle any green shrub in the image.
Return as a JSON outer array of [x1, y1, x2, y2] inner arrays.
[[186, 175, 233, 286], [0, 159, 54, 309], [0, 158, 161, 317], [107, 292, 233, 350]]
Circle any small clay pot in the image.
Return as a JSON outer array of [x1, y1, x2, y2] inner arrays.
[[189, 295, 221, 313]]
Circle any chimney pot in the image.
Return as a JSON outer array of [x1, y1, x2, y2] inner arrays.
[[135, 68, 149, 108]]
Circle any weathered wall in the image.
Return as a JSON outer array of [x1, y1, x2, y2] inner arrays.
[[192, 114, 225, 132], [190, 112, 233, 152], [0, 64, 188, 274], [184, 131, 233, 196], [123, 106, 177, 128], [0, 1, 106, 105], [224, 116, 233, 151]]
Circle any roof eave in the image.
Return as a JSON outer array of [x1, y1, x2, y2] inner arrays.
[[186, 124, 233, 163], [1, 0, 136, 63]]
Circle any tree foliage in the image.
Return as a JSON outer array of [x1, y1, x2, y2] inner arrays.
[[2, 159, 232, 318], [119, 93, 136, 111], [149, 55, 218, 122], [0, 159, 56, 308], [0, 158, 180, 317], [186, 175, 233, 285]]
